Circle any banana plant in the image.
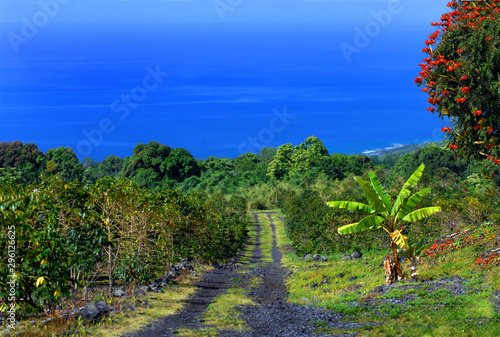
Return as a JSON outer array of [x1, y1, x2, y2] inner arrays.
[[328, 163, 441, 283]]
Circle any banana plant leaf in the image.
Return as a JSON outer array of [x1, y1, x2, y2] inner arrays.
[[401, 206, 441, 222], [391, 188, 411, 216], [337, 215, 385, 235], [390, 229, 410, 250], [354, 176, 388, 214], [396, 188, 431, 220], [327, 201, 374, 214], [402, 163, 425, 190], [369, 171, 392, 211]]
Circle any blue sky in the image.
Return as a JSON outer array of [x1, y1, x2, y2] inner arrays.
[[0, 0, 451, 160]]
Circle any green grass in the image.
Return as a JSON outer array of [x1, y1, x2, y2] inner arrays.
[[272, 214, 500, 337]]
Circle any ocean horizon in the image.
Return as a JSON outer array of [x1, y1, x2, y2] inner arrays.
[[1, 21, 449, 161]]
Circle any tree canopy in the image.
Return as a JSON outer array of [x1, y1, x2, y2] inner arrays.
[[416, 0, 500, 162]]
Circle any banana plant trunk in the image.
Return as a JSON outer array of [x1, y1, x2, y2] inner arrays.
[[391, 240, 404, 283]]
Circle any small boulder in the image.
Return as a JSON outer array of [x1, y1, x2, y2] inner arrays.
[[303, 254, 312, 260], [342, 255, 353, 260], [312, 254, 320, 261], [95, 300, 111, 314], [113, 289, 128, 297], [133, 287, 146, 297], [319, 256, 328, 262], [351, 251, 363, 259], [79, 303, 103, 321]]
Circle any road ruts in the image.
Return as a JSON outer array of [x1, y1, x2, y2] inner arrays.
[[220, 212, 353, 337], [121, 214, 262, 337]]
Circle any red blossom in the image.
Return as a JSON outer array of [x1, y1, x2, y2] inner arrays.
[[473, 110, 483, 116], [449, 144, 458, 149], [457, 97, 466, 103], [460, 75, 468, 81], [441, 127, 451, 132]]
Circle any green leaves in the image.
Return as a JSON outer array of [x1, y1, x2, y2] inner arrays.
[[327, 201, 374, 214], [328, 162, 441, 263], [401, 207, 442, 223], [337, 215, 385, 235], [369, 171, 392, 211], [354, 176, 388, 214]]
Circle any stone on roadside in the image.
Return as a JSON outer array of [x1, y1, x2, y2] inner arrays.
[[79, 303, 103, 321], [113, 289, 128, 297]]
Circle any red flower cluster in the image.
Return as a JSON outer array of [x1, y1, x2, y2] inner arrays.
[[447, 62, 461, 72], [418, 0, 500, 160]]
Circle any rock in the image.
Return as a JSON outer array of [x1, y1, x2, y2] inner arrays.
[[335, 273, 345, 278], [312, 254, 320, 261], [319, 256, 328, 262], [113, 289, 128, 297], [372, 285, 385, 293], [120, 301, 135, 312], [133, 287, 146, 297], [341, 255, 353, 260], [303, 254, 312, 260], [95, 300, 111, 314], [347, 276, 358, 282], [351, 251, 363, 259], [79, 303, 103, 321]]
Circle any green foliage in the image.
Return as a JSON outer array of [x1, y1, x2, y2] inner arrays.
[[0, 174, 248, 315], [391, 144, 468, 181], [0, 141, 46, 184], [417, 1, 500, 161], [331, 164, 441, 249], [267, 136, 329, 180], [45, 147, 84, 181]]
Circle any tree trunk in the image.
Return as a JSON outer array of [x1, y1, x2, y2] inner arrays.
[[108, 247, 113, 294], [391, 241, 404, 282]]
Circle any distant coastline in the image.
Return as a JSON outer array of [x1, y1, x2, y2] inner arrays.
[[362, 142, 434, 157]]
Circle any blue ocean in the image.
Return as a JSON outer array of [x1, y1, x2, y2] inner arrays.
[[0, 23, 448, 161]]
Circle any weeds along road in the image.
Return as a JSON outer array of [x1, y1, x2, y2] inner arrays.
[[122, 212, 352, 337]]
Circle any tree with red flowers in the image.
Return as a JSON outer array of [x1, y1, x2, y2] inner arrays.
[[416, 0, 500, 163]]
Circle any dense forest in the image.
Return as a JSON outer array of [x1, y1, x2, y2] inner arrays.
[[1, 135, 500, 315]]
